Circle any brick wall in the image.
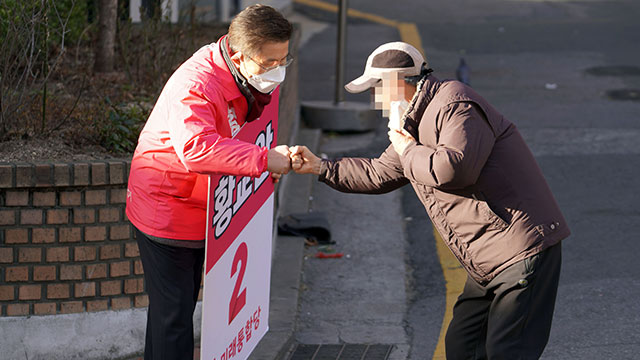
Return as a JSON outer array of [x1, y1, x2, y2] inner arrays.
[[0, 160, 148, 316]]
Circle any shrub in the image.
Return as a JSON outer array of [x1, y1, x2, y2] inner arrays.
[[96, 99, 148, 154]]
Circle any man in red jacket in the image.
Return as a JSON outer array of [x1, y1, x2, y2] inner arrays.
[[126, 5, 293, 359], [291, 42, 567, 359]]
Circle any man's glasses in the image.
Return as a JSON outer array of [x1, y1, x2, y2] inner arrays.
[[244, 52, 294, 72]]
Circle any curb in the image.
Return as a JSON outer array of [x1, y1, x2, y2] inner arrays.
[[249, 127, 322, 360]]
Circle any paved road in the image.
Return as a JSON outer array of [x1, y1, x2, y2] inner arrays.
[[291, 0, 640, 358]]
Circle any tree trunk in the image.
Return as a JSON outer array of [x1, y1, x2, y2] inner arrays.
[[94, 0, 118, 73]]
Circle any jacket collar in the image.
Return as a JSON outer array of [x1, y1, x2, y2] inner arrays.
[[403, 74, 442, 139], [212, 36, 245, 102]]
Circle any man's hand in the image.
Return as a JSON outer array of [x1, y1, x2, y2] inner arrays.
[[290, 145, 322, 175], [271, 172, 283, 183], [267, 145, 292, 176], [388, 129, 416, 156]]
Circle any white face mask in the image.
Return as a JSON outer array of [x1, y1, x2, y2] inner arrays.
[[243, 61, 286, 94], [388, 99, 410, 131]]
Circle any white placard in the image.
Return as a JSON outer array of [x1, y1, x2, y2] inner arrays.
[[201, 195, 273, 360], [201, 89, 279, 360]]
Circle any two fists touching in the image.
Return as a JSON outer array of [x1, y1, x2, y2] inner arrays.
[[266, 145, 294, 175], [267, 128, 414, 181], [267, 145, 319, 175], [266, 145, 321, 182]]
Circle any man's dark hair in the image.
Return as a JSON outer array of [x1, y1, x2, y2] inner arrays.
[[228, 5, 292, 57]]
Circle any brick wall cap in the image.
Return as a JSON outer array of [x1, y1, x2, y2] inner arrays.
[[1, 159, 131, 188]]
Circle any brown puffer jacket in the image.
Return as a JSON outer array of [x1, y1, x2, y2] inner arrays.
[[319, 75, 570, 284]]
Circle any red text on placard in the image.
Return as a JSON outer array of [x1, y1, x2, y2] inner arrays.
[[212, 305, 262, 360], [229, 242, 248, 324]]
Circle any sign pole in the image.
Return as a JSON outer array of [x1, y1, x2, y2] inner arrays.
[[334, 0, 348, 104]]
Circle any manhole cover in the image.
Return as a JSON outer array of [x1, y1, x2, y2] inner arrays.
[[585, 65, 640, 77], [288, 344, 394, 360], [605, 89, 640, 101]]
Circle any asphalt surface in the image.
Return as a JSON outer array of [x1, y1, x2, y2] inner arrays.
[[285, 0, 640, 359]]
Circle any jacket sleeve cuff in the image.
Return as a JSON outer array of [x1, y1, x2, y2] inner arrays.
[[260, 147, 270, 173], [318, 159, 331, 182]]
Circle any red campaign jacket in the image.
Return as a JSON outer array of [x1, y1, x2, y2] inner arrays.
[[126, 39, 269, 241]]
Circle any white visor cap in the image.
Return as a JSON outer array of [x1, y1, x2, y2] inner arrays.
[[345, 42, 426, 93]]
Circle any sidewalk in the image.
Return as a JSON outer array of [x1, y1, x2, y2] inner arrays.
[[252, 122, 412, 360], [250, 5, 414, 360], [248, 127, 322, 360], [289, 128, 411, 360]]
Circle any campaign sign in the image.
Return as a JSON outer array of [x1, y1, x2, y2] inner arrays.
[[201, 90, 279, 360]]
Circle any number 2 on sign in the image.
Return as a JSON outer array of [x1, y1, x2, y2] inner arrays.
[[229, 242, 248, 324]]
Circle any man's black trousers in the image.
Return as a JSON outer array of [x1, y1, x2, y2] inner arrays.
[[135, 228, 205, 360], [445, 242, 562, 360]]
